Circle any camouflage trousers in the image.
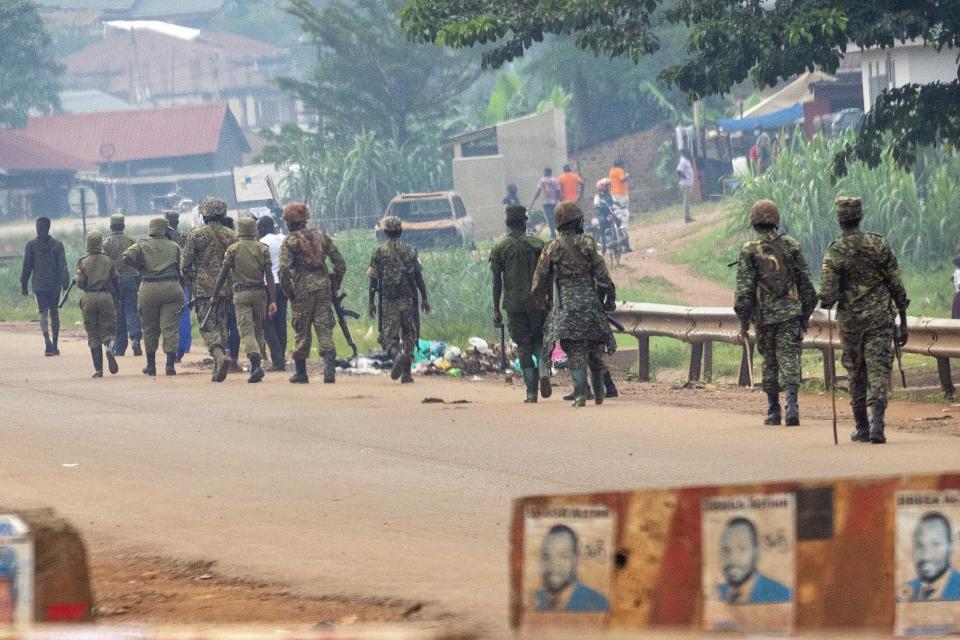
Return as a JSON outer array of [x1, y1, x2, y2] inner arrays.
[[194, 296, 229, 357], [138, 281, 183, 355], [841, 324, 895, 410], [234, 289, 266, 358], [379, 298, 417, 358], [757, 317, 803, 393], [80, 291, 116, 349], [560, 339, 607, 374], [507, 309, 547, 370], [291, 289, 334, 360]]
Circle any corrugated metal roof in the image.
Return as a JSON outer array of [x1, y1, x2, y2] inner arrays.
[[35, 0, 135, 9], [0, 130, 90, 173], [21, 103, 250, 164], [60, 89, 136, 114], [129, 0, 224, 18]]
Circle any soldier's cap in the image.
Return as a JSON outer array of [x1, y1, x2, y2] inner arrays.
[[554, 201, 584, 227], [381, 215, 403, 233], [86, 230, 104, 253], [835, 196, 863, 222], [505, 204, 527, 224], [282, 202, 309, 224], [750, 199, 780, 226], [199, 197, 227, 220], [149, 217, 168, 237], [110, 213, 125, 228], [237, 216, 257, 238]]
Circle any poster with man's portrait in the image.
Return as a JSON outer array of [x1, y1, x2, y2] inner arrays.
[[701, 493, 796, 633], [0, 515, 33, 625], [522, 504, 614, 627], [895, 490, 960, 636]]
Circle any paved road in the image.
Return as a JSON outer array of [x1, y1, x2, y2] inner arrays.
[[3, 327, 960, 633]]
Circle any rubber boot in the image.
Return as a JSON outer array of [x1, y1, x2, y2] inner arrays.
[[604, 371, 619, 398], [51, 329, 60, 355], [400, 359, 414, 384], [165, 352, 176, 376], [323, 353, 336, 384], [851, 406, 871, 442], [570, 369, 588, 407], [90, 346, 103, 378], [522, 368, 538, 403], [142, 351, 157, 376], [784, 384, 800, 426], [132, 340, 142, 356], [764, 391, 782, 425], [539, 375, 552, 399], [869, 403, 886, 444], [390, 351, 406, 381], [563, 386, 594, 402], [105, 340, 119, 374], [289, 358, 308, 384], [211, 347, 228, 382], [248, 353, 265, 383], [591, 370, 606, 405], [43, 332, 54, 356]]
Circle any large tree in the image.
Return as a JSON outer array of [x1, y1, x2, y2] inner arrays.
[[0, 0, 63, 128], [399, 0, 960, 171]]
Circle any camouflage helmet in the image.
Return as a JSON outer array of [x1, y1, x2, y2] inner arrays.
[[148, 217, 168, 237], [505, 204, 527, 225], [381, 215, 403, 233], [199, 197, 227, 220], [835, 196, 863, 223], [86, 230, 104, 253], [554, 201, 584, 227], [110, 213, 125, 229], [282, 202, 309, 224], [750, 199, 780, 226], [237, 216, 257, 239]]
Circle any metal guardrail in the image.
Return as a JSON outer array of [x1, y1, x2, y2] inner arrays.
[[610, 302, 960, 395]]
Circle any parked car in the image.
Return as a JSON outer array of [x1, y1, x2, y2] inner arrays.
[[376, 191, 475, 249]]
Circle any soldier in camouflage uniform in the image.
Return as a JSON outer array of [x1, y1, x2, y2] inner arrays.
[[531, 202, 616, 407], [819, 197, 909, 444], [734, 200, 817, 426], [279, 202, 347, 384], [210, 217, 277, 383], [181, 197, 236, 382], [490, 205, 549, 402], [76, 231, 121, 378], [367, 216, 431, 384], [103, 214, 142, 356], [123, 218, 183, 376]]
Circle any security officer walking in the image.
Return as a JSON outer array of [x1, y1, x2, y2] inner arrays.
[[76, 231, 121, 377], [103, 213, 142, 356], [820, 197, 909, 444], [122, 218, 183, 376], [734, 200, 817, 426], [531, 202, 616, 407], [490, 204, 550, 402]]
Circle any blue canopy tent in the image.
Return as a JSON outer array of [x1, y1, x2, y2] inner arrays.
[[716, 103, 804, 133]]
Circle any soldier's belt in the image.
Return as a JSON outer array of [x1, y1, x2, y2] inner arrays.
[[233, 283, 265, 292], [142, 275, 179, 283]]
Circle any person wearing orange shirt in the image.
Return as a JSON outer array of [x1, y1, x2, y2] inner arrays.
[[557, 164, 584, 203], [608, 160, 629, 210]]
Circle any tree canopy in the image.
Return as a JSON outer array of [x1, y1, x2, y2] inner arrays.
[[399, 0, 960, 171], [0, 0, 63, 128]]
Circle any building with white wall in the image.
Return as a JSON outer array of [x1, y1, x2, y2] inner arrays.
[[855, 41, 958, 111]]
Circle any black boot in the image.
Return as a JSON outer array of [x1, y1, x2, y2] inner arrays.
[[563, 386, 594, 402], [400, 359, 414, 384], [90, 346, 103, 378], [764, 391, 782, 425], [869, 403, 886, 444], [784, 384, 800, 426], [522, 368, 538, 403], [165, 352, 176, 376], [539, 375, 552, 399], [289, 358, 308, 384], [50, 327, 60, 355], [390, 350, 407, 381], [43, 332, 54, 356], [131, 339, 142, 356], [271, 356, 286, 372], [591, 369, 606, 405], [570, 369, 588, 407], [248, 353, 265, 383], [604, 371, 619, 398], [105, 340, 119, 375], [142, 351, 157, 376], [323, 353, 336, 384], [851, 406, 871, 442]]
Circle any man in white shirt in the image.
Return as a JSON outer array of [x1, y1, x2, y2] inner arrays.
[[257, 216, 288, 370], [677, 150, 695, 224]]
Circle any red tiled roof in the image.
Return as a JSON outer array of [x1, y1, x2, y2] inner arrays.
[[22, 103, 249, 163], [0, 129, 90, 172]]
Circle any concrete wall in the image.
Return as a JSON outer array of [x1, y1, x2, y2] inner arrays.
[[861, 44, 958, 111], [453, 154, 506, 240]]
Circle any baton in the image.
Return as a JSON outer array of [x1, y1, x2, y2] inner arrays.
[[894, 335, 907, 389], [58, 279, 76, 309], [741, 334, 754, 390]]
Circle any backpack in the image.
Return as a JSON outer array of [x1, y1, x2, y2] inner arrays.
[[754, 236, 795, 299], [294, 229, 327, 271]]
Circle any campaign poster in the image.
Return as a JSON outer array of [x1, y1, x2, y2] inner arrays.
[[895, 490, 960, 636], [701, 492, 796, 633], [521, 504, 615, 627], [0, 515, 33, 625]]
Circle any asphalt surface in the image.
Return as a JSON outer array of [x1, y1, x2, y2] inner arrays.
[[3, 327, 959, 632]]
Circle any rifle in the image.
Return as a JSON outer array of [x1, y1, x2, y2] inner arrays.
[[499, 323, 510, 382], [894, 326, 907, 389], [333, 292, 360, 359], [179, 296, 199, 322], [58, 279, 76, 309], [828, 307, 838, 445]]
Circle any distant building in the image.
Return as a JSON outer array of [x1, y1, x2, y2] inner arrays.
[[59, 89, 136, 114], [36, 0, 225, 29], [853, 41, 959, 111], [20, 103, 250, 215], [0, 130, 89, 220]]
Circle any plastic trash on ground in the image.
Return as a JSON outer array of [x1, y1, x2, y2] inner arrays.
[[468, 336, 492, 355]]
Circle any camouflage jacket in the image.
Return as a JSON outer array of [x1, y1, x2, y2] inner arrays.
[[489, 231, 545, 313], [123, 238, 181, 279], [181, 222, 236, 298], [819, 229, 909, 333], [531, 231, 614, 343], [367, 239, 421, 301], [279, 228, 346, 298], [76, 252, 118, 293], [734, 230, 817, 329], [103, 231, 139, 278]]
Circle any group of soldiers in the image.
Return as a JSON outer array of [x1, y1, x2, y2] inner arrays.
[[734, 196, 909, 444]]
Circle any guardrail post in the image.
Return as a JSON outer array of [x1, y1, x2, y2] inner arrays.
[[688, 342, 704, 382], [822, 348, 836, 389], [937, 357, 955, 399], [738, 341, 753, 387], [703, 340, 713, 381], [637, 335, 650, 382]]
